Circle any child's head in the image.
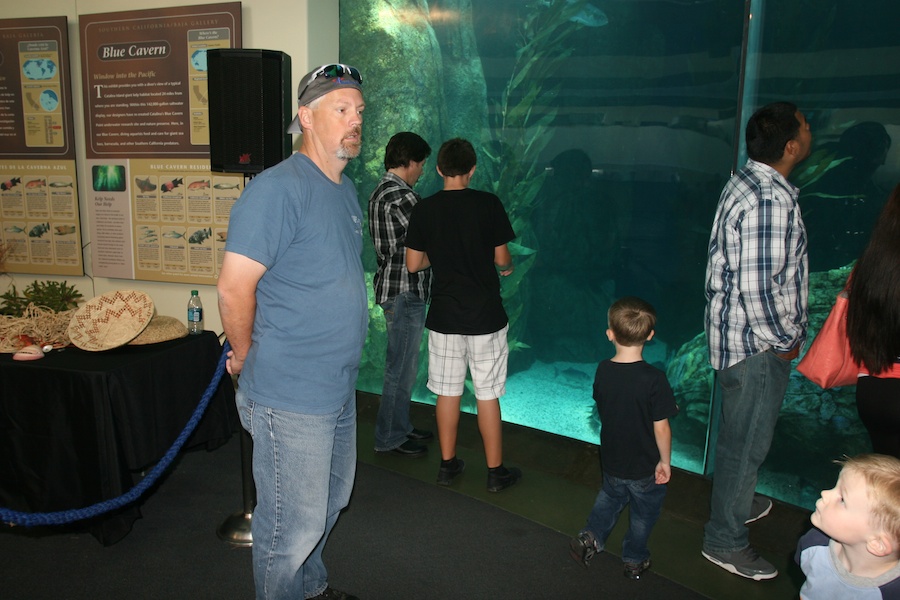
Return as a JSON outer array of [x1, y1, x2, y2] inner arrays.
[[607, 296, 656, 347], [437, 138, 477, 177], [812, 454, 900, 557]]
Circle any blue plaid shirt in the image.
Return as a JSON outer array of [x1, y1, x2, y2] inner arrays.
[[368, 172, 432, 305], [705, 159, 809, 371]]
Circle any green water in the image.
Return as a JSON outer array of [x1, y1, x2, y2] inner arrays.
[[343, 0, 900, 511]]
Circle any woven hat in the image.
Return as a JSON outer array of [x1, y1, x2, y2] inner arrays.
[[128, 315, 188, 345], [67, 290, 155, 351]]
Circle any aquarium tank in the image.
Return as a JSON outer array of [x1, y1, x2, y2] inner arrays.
[[339, 0, 900, 510]]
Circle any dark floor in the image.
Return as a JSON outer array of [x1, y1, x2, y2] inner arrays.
[[356, 391, 813, 600]]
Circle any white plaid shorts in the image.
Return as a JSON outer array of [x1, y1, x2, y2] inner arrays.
[[426, 325, 509, 400]]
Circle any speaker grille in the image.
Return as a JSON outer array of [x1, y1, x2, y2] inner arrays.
[[208, 49, 292, 174]]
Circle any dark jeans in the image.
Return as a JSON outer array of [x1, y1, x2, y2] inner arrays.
[[584, 472, 667, 564], [703, 350, 791, 553], [375, 291, 427, 451]]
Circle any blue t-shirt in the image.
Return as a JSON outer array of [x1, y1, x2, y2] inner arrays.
[[224, 153, 368, 414]]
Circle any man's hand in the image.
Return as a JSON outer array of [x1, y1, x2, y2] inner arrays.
[[225, 348, 244, 376]]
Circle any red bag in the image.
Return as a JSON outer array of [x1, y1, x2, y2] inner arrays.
[[796, 291, 860, 388]]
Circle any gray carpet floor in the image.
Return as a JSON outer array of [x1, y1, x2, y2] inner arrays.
[[0, 434, 709, 599]]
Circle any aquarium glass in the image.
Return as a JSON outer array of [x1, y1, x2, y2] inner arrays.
[[340, 0, 900, 510]]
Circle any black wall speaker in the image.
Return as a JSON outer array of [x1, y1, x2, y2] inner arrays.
[[207, 49, 292, 174]]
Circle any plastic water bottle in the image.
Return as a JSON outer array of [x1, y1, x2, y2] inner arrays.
[[187, 290, 204, 334]]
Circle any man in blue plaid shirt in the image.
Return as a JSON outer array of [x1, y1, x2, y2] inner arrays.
[[702, 102, 812, 581], [368, 132, 434, 457]]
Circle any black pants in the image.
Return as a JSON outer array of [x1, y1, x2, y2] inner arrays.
[[856, 375, 900, 458]]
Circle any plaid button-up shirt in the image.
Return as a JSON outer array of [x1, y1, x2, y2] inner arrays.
[[368, 172, 431, 305], [705, 159, 809, 371]]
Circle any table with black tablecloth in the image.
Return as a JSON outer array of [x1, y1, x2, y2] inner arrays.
[[0, 331, 238, 545]]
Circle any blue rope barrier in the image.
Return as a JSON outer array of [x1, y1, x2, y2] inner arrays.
[[0, 340, 232, 528]]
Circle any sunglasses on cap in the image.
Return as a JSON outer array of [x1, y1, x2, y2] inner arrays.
[[301, 64, 363, 93]]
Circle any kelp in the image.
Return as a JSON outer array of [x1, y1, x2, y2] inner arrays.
[[479, 0, 591, 354]]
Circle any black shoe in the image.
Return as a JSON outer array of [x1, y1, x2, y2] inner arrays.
[[487, 466, 522, 492], [624, 558, 651, 580], [745, 495, 773, 525], [569, 531, 598, 567], [376, 439, 427, 457], [437, 458, 465, 485], [308, 587, 359, 600], [407, 428, 434, 442]]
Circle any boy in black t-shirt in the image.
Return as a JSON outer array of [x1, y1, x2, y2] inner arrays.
[[405, 138, 521, 493], [569, 296, 679, 580]]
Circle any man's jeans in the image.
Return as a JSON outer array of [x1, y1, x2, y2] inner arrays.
[[375, 291, 426, 451], [585, 472, 667, 564], [703, 349, 791, 553], [236, 390, 356, 600]]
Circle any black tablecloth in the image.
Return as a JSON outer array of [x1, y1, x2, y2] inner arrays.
[[0, 331, 237, 544]]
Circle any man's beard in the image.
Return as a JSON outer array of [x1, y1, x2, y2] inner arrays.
[[336, 129, 362, 161]]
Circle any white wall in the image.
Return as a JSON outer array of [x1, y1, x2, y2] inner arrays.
[[2, 0, 339, 334]]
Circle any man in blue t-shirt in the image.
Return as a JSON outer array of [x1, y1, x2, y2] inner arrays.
[[218, 63, 366, 600]]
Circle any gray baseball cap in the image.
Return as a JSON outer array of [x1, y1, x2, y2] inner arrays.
[[286, 63, 363, 134]]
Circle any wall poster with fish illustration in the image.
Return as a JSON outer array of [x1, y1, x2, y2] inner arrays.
[[86, 157, 242, 284], [0, 17, 83, 276], [79, 3, 245, 285]]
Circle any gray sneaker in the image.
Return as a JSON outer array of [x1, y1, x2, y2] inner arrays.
[[745, 495, 773, 525], [568, 530, 599, 567], [702, 546, 778, 580]]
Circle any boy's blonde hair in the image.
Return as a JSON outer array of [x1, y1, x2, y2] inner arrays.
[[607, 296, 656, 347], [839, 454, 900, 546]]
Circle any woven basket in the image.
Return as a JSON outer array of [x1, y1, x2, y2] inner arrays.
[[67, 290, 154, 351]]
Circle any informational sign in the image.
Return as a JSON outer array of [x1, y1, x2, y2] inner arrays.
[[79, 3, 243, 285], [0, 17, 83, 276]]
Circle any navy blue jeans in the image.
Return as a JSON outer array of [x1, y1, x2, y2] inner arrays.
[[703, 349, 791, 553], [584, 472, 667, 564], [375, 291, 427, 451]]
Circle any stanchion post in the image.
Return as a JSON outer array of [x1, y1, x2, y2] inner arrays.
[[216, 426, 255, 546]]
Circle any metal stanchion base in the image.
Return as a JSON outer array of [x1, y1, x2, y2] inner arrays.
[[217, 510, 253, 546]]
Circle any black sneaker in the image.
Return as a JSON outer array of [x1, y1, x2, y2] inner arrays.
[[437, 458, 465, 486], [487, 466, 522, 492], [407, 428, 434, 442], [308, 587, 359, 600], [568, 531, 598, 567], [702, 546, 778, 580], [745, 495, 773, 525], [624, 558, 651, 580]]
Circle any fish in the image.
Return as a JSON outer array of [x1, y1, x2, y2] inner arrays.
[[161, 177, 183, 193], [188, 180, 210, 190], [48, 180, 73, 188], [25, 179, 46, 188], [54, 225, 77, 235], [4, 225, 25, 234], [162, 230, 185, 239], [213, 182, 241, 190], [1, 177, 21, 191], [216, 231, 228, 242], [569, 2, 608, 26], [189, 227, 212, 244], [135, 176, 157, 192], [28, 222, 50, 238], [539, 0, 608, 27]]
